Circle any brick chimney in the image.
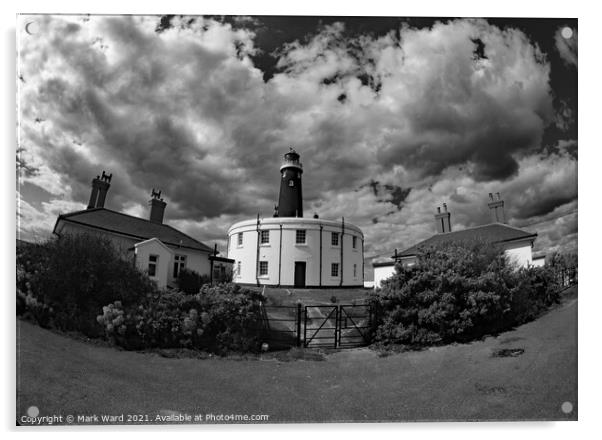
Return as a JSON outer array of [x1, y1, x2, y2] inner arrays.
[[488, 192, 506, 223], [149, 188, 167, 224], [434, 203, 452, 233], [87, 171, 112, 209]]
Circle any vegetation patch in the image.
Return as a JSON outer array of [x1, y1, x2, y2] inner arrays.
[[370, 240, 569, 348], [17, 234, 265, 355], [17, 234, 157, 337]]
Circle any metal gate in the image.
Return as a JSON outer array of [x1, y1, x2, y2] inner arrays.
[[303, 304, 373, 348]]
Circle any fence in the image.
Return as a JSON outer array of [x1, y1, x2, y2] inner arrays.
[[553, 266, 578, 288]]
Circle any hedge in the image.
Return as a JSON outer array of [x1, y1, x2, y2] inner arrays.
[[370, 239, 562, 347]]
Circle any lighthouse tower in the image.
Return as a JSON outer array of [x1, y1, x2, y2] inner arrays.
[[277, 148, 303, 217]]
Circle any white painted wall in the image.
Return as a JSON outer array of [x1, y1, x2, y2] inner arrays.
[[134, 239, 172, 288], [227, 217, 364, 287], [503, 240, 534, 268], [172, 247, 211, 284], [373, 264, 396, 289]]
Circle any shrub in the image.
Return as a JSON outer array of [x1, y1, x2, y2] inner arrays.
[[176, 268, 210, 295], [98, 283, 265, 354], [370, 239, 558, 348], [17, 233, 158, 336]]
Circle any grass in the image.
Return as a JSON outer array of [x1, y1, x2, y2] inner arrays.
[[17, 289, 577, 423]]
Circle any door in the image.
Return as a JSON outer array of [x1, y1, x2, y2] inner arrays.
[[294, 261, 306, 287]]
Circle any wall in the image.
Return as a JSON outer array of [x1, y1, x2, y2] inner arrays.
[[170, 247, 211, 283], [503, 240, 534, 268], [134, 239, 172, 288], [373, 264, 396, 289], [228, 217, 364, 287]]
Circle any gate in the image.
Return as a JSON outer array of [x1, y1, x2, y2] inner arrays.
[[303, 305, 339, 348], [303, 304, 373, 348], [337, 305, 373, 348]]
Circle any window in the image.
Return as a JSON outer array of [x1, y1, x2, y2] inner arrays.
[[259, 261, 268, 276], [353, 264, 357, 278], [173, 254, 187, 278], [260, 230, 270, 244], [236, 261, 241, 277], [331, 263, 339, 277], [237, 232, 243, 246], [296, 229, 306, 244], [148, 255, 158, 277], [289, 179, 294, 187], [352, 236, 357, 249], [331, 232, 339, 246]]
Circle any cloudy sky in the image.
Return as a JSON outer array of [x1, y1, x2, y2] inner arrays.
[[17, 14, 577, 261]]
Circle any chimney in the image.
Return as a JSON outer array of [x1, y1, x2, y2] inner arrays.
[[149, 188, 167, 224], [434, 203, 452, 233], [488, 192, 506, 223], [87, 170, 112, 209]]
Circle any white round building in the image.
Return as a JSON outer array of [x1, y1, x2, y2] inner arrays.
[[227, 150, 364, 288]]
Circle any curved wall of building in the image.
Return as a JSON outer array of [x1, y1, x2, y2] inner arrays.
[[227, 217, 364, 287]]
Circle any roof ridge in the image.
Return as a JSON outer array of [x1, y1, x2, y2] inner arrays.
[[163, 223, 212, 251], [59, 206, 101, 219], [397, 222, 537, 257], [56, 207, 212, 252]]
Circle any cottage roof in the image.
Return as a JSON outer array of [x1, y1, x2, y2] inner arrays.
[[53, 207, 212, 252], [396, 223, 537, 258]]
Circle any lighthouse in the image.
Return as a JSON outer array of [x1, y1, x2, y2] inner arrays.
[[227, 149, 365, 288], [277, 148, 303, 217]]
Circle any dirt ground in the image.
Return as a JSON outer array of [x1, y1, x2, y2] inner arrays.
[[16, 289, 577, 424]]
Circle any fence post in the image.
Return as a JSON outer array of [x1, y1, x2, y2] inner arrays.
[[303, 306, 308, 348], [335, 305, 340, 349], [296, 303, 302, 347]]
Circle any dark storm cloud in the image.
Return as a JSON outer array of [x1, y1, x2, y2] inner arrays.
[[17, 15, 577, 256]]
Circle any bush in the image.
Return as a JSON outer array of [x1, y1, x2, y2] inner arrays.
[[176, 268, 210, 295], [97, 283, 265, 354], [17, 234, 158, 336], [370, 239, 559, 348]]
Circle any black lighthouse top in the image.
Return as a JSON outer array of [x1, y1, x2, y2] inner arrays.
[[277, 148, 303, 217]]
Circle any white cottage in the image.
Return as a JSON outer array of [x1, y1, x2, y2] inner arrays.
[[53, 172, 232, 289], [373, 194, 538, 288]]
